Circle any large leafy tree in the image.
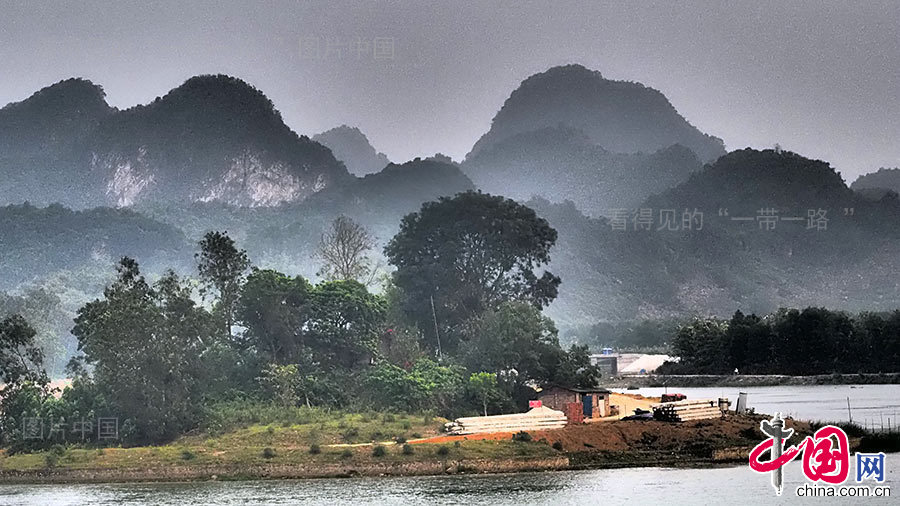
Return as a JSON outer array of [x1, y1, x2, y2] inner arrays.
[[237, 268, 311, 363], [385, 191, 560, 351], [0, 315, 47, 389], [72, 258, 214, 443], [239, 273, 385, 370], [238, 271, 386, 406], [0, 314, 50, 448], [0, 288, 68, 377], [306, 280, 386, 370], [468, 372, 502, 416], [196, 231, 250, 340], [364, 358, 466, 413], [461, 301, 600, 395]]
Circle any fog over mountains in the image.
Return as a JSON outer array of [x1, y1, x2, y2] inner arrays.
[[2, 64, 899, 363], [313, 125, 392, 177], [467, 65, 726, 163]]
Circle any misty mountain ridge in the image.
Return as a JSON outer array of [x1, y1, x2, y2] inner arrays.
[[467, 64, 726, 162], [461, 64, 724, 216], [4, 69, 900, 337], [540, 149, 900, 327], [646, 148, 854, 212], [0, 75, 349, 208], [0, 203, 191, 288], [313, 125, 391, 176], [851, 167, 900, 200], [463, 125, 702, 215], [0, 79, 115, 206], [0, 78, 113, 155]]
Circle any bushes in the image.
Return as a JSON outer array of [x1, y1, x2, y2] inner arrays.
[[202, 400, 333, 433], [372, 445, 387, 457], [512, 431, 532, 442], [44, 452, 60, 468], [858, 432, 900, 453], [342, 427, 360, 442], [309, 444, 321, 455], [44, 445, 66, 468], [436, 445, 450, 456], [402, 443, 414, 455], [363, 360, 467, 413], [262, 447, 276, 459], [552, 441, 564, 451]]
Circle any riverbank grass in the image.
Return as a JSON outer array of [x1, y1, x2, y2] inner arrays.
[[0, 408, 557, 474]]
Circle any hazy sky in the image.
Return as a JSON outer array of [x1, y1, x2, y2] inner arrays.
[[1, 0, 897, 181]]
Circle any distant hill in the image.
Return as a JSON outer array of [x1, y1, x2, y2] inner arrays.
[[0, 75, 349, 208], [0, 203, 191, 287], [462, 126, 702, 215], [467, 64, 726, 162], [0, 79, 114, 207], [313, 125, 391, 176], [542, 149, 900, 328], [647, 149, 854, 210], [851, 167, 900, 198]]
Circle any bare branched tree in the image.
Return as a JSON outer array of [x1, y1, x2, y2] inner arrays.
[[317, 216, 376, 282]]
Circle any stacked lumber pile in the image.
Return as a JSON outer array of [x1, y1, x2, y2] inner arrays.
[[444, 406, 568, 435], [651, 399, 722, 422]]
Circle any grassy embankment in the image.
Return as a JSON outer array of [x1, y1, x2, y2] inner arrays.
[[0, 405, 560, 482], [2, 402, 896, 483]]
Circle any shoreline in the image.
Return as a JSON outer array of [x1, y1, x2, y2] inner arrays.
[[0, 453, 753, 485], [0, 414, 818, 485], [3, 411, 897, 486], [600, 372, 900, 388]]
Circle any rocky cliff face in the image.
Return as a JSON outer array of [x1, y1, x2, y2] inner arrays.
[[0, 75, 350, 208]]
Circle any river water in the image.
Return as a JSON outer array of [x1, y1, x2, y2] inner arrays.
[[1, 455, 896, 505], [615, 384, 900, 428]]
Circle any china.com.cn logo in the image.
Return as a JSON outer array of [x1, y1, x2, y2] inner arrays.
[[748, 413, 887, 496]]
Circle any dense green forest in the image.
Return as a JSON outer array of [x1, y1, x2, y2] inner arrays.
[[6, 190, 899, 454], [660, 309, 900, 375], [0, 192, 598, 450]]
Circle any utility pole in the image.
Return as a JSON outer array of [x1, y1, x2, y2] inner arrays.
[[430, 295, 443, 361]]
